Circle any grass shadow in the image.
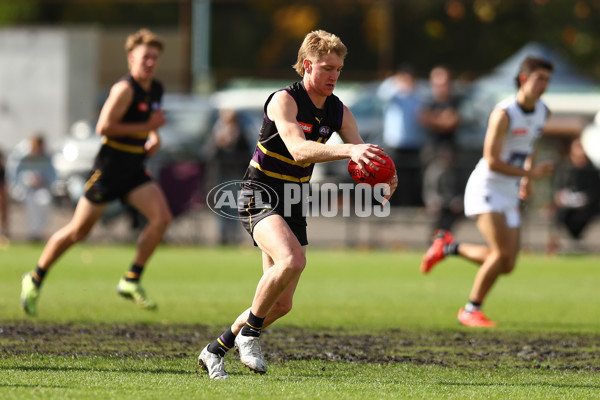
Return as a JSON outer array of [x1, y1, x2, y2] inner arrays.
[[0, 364, 192, 375]]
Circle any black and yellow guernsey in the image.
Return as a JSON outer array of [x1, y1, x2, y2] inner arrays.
[[83, 75, 163, 203], [245, 81, 344, 183], [101, 74, 164, 154]]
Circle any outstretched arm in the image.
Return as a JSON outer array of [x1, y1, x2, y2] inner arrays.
[[269, 91, 386, 171]]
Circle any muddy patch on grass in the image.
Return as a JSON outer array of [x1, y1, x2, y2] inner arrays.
[[0, 321, 598, 371]]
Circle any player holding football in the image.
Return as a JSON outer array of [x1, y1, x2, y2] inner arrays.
[[20, 29, 172, 316], [197, 30, 398, 379], [420, 56, 555, 327]]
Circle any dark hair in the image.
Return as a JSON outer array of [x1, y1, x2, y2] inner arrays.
[[515, 56, 554, 88]]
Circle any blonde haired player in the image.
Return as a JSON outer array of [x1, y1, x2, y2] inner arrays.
[[20, 29, 172, 315], [197, 30, 397, 379], [420, 56, 555, 327]]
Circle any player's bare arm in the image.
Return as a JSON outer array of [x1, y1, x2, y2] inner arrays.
[[144, 131, 161, 157], [483, 108, 551, 179], [269, 91, 385, 171], [96, 81, 166, 138]]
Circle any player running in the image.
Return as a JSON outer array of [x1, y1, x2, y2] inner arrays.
[[197, 30, 397, 379], [20, 29, 172, 316], [420, 56, 555, 327]]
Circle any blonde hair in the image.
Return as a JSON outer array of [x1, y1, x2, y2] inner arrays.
[[293, 30, 347, 77], [125, 28, 164, 53]]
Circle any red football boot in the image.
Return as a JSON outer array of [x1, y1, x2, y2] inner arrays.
[[457, 308, 497, 328], [420, 229, 454, 274]]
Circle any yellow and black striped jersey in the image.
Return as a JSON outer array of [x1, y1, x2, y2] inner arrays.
[[101, 74, 164, 154], [245, 81, 343, 183]]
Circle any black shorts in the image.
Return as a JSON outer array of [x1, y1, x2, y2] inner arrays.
[[84, 145, 152, 204], [237, 179, 308, 246]]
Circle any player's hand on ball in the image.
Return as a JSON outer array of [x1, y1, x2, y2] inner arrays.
[[348, 149, 396, 186], [349, 144, 386, 174]]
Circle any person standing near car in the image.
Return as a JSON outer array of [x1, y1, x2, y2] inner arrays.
[[419, 65, 461, 163], [206, 108, 251, 245], [20, 28, 172, 316], [419, 66, 465, 239], [8, 134, 56, 242], [377, 66, 426, 207]]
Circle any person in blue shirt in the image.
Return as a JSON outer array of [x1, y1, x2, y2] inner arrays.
[[377, 66, 426, 206]]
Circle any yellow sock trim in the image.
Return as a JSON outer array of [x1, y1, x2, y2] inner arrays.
[[217, 338, 231, 350]]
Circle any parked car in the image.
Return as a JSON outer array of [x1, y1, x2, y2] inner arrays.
[[149, 93, 213, 164], [52, 120, 101, 203]]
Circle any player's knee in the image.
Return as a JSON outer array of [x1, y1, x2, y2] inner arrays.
[[149, 209, 172, 231], [493, 251, 513, 272], [281, 252, 306, 276]]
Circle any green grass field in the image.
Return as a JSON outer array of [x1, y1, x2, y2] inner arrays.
[[1, 243, 599, 399]]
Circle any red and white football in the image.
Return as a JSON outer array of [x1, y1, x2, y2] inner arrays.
[[347, 154, 396, 186]]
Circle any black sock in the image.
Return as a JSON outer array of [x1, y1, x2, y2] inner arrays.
[[31, 266, 47, 288], [207, 327, 236, 357], [240, 311, 265, 337], [443, 242, 459, 256], [125, 264, 144, 282]]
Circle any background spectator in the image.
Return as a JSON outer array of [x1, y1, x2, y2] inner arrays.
[[419, 65, 464, 239], [377, 66, 425, 206], [419, 65, 461, 165], [547, 138, 600, 254], [205, 108, 251, 244], [422, 145, 464, 236], [7, 134, 56, 241]]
